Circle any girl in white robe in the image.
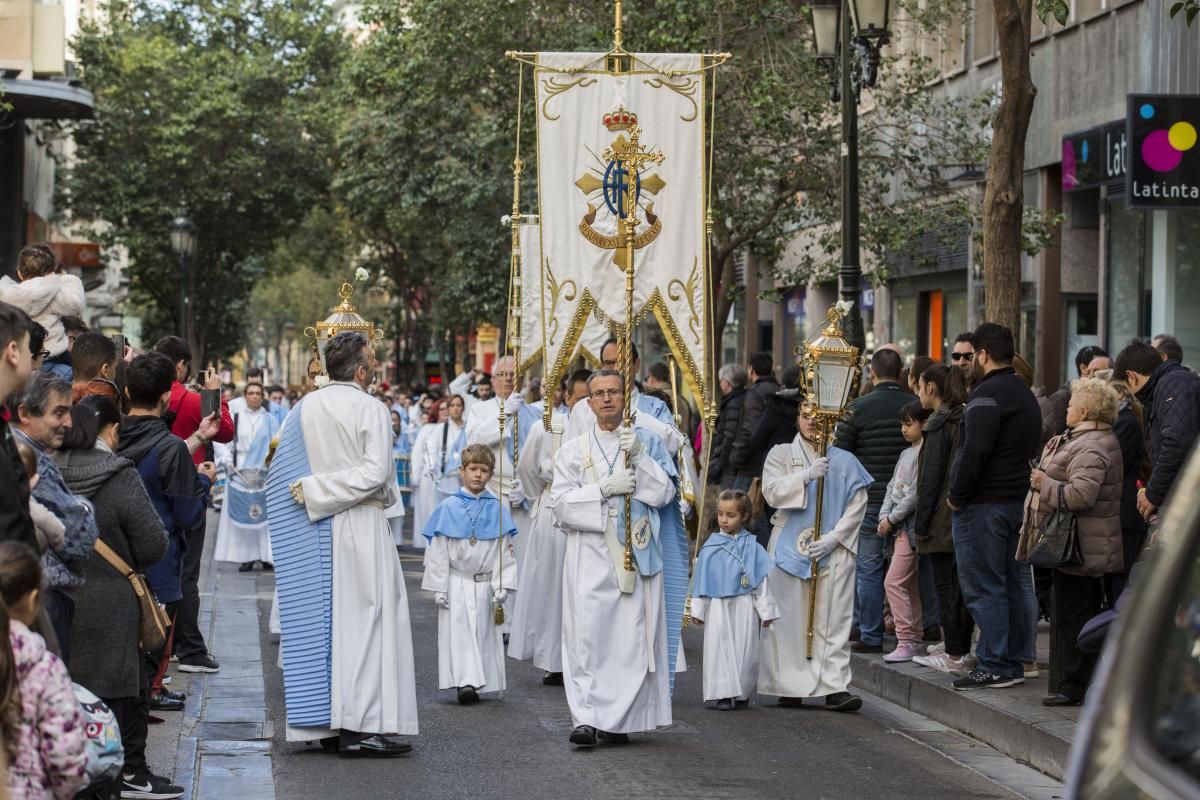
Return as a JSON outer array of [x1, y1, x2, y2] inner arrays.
[[421, 444, 518, 704], [690, 491, 779, 709]]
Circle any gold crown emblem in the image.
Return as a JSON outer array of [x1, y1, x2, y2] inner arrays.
[[603, 107, 638, 131]]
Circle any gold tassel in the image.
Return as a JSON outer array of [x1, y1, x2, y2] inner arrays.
[[493, 604, 506, 626]]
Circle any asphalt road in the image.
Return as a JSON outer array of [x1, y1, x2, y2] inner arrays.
[[260, 545, 1015, 800]]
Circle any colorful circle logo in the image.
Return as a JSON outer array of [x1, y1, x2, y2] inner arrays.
[[1140, 104, 1197, 173]]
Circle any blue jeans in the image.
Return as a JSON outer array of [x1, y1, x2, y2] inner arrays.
[[855, 504, 885, 646], [952, 503, 1027, 678]]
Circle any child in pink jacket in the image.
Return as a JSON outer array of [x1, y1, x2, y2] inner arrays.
[[0, 542, 87, 800]]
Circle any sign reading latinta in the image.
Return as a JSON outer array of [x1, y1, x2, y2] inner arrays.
[[1127, 94, 1200, 209]]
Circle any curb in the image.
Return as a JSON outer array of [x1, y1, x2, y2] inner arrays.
[[850, 652, 1074, 780]]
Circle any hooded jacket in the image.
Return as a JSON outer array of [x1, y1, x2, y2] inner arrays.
[[914, 404, 963, 554], [57, 445, 167, 697], [707, 387, 745, 486], [1137, 359, 1200, 507], [7, 620, 88, 800], [0, 273, 85, 359], [116, 414, 209, 603]]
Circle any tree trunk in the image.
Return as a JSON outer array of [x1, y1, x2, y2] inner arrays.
[[983, 0, 1037, 334]]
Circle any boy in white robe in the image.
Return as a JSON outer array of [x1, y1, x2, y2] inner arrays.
[[758, 408, 872, 712], [690, 490, 779, 709], [422, 444, 518, 704]]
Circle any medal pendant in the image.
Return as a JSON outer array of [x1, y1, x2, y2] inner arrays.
[[740, 573, 750, 589], [469, 535, 478, 546]]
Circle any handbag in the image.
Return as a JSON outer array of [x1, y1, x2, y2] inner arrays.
[[1024, 484, 1084, 568], [94, 539, 172, 652]]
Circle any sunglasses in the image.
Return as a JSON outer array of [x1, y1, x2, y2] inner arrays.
[[951, 352, 974, 361]]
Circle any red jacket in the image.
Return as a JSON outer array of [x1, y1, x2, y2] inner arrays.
[[167, 382, 235, 465]]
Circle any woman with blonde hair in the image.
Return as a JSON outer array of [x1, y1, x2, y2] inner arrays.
[[1020, 377, 1124, 707]]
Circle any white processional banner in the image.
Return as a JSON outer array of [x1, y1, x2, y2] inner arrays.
[[518, 222, 605, 376], [535, 51, 708, 408]]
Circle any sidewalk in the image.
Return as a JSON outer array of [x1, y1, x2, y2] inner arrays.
[[850, 627, 1078, 781], [147, 514, 276, 799]]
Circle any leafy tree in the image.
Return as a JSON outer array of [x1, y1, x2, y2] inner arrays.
[[64, 0, 345, 363]]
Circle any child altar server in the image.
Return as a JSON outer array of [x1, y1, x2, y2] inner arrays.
[[422, 443, 518, 704], [690, 490, 779, 710]]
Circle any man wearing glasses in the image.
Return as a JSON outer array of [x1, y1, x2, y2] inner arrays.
[[951, 333, 976, 373]]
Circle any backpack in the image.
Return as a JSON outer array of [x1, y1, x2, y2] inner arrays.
[[72, 682, 124, 793]]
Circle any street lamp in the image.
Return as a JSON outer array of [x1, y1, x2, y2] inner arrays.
[[169, 210, 198, 346], [808, 0, 894, 353]]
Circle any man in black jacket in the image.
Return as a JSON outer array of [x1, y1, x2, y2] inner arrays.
[[708, 363, 747, 488], [730, 352, 781, 543], [1116, 339, 1200, 522], [0, 301, 36, 548], [833, 347, 914, 652], [947, 323, 1041, 690]]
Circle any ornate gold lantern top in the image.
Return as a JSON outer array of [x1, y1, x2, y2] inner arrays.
[[304, 282, 385, 373], [799, 303, 862, 443]]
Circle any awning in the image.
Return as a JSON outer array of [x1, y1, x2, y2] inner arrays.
[[1, 78, 94, 120]]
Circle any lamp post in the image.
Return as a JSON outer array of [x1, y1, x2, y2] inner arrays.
[[809, 0, 893, 353], [169, 210, 198, 347]]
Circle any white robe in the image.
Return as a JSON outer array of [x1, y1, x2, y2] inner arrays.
[[291, 381, 419, 739], [213, 406, 274, 564], [421, 534, 518, 692], [507, 418, 566, 671], [551, 427, 676, 733], [691, 578, 779, 702], [757, 438, 867, 699], [466, 395, 531, 599], [408, 422, 443, 549]]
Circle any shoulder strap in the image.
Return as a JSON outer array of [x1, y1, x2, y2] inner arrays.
[[94, 539, 133, 577]]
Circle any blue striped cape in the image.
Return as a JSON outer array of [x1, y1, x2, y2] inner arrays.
[[265, 400, 333, 729]]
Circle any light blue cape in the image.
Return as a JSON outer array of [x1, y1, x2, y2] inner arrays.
[[422, 488, 518, 541], [693, 530, 773, 598]]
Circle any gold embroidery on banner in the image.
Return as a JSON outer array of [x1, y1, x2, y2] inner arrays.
[[541, 75, 597, 121], [643, 76, 700, 122], [542, 289, 597, 431], [667, 257, 702, 346], [543, 260, 577, 347]]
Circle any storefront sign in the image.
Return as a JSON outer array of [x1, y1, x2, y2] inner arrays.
[[1127, 94, 1200, 209], [1062, 120, 1126, 192]]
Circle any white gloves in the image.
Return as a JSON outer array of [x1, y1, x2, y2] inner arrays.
[[599, 467, 636, 498], [509, 478, 526, 506], [807, 536, 838, 561], [618, 427, 644, 464], [492, 588, 508, 604], [503, 393, 523, 417], [434, 592, 450, 609], [801, 457, 830, 485], [679, 499, 693, 519]]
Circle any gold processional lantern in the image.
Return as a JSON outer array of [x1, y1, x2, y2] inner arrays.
[[304, 281, 385, 376], [797, 302, 863, 661], [800, 303, 862, 444]]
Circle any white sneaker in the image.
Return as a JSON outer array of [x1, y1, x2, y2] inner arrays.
[[913, 652, 967, 673]]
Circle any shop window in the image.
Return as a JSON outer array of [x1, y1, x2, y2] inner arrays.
[[1168, 210, 1200, 365], [1064, 296, 1100, 378], [973, 0, 997, 62], [943, 291, 968, 357], [1105, 196, 1148, 350], [892, 295, 919, 357]]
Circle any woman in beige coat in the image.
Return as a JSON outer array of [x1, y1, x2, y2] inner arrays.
[[1019, 377, 1123, 707]]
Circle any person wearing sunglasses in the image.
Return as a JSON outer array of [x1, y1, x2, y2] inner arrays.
[[950, 333, 976, 373]]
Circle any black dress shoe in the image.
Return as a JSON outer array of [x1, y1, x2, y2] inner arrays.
[[715, 698, 734, 711], [340, 735, 413, 757], [542, 671, 564, 686], [159, 688, 186, 702], [850, 640, 883, 653], [825, 692, 863, 712], [597, 730, 629, 744], [238, 562, 255, 572], [778, 696, 805, 708], [261, 562, 274, 572], [149, 691, 185, 711], [569, 725, 597, 747], [457, 686, 480, 704], [1042, 692, 1083, 707], [735, 699, 750, 709]]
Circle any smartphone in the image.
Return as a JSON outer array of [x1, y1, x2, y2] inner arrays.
[[111, 334, 126, 356], [200, 388, 220, 418]]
